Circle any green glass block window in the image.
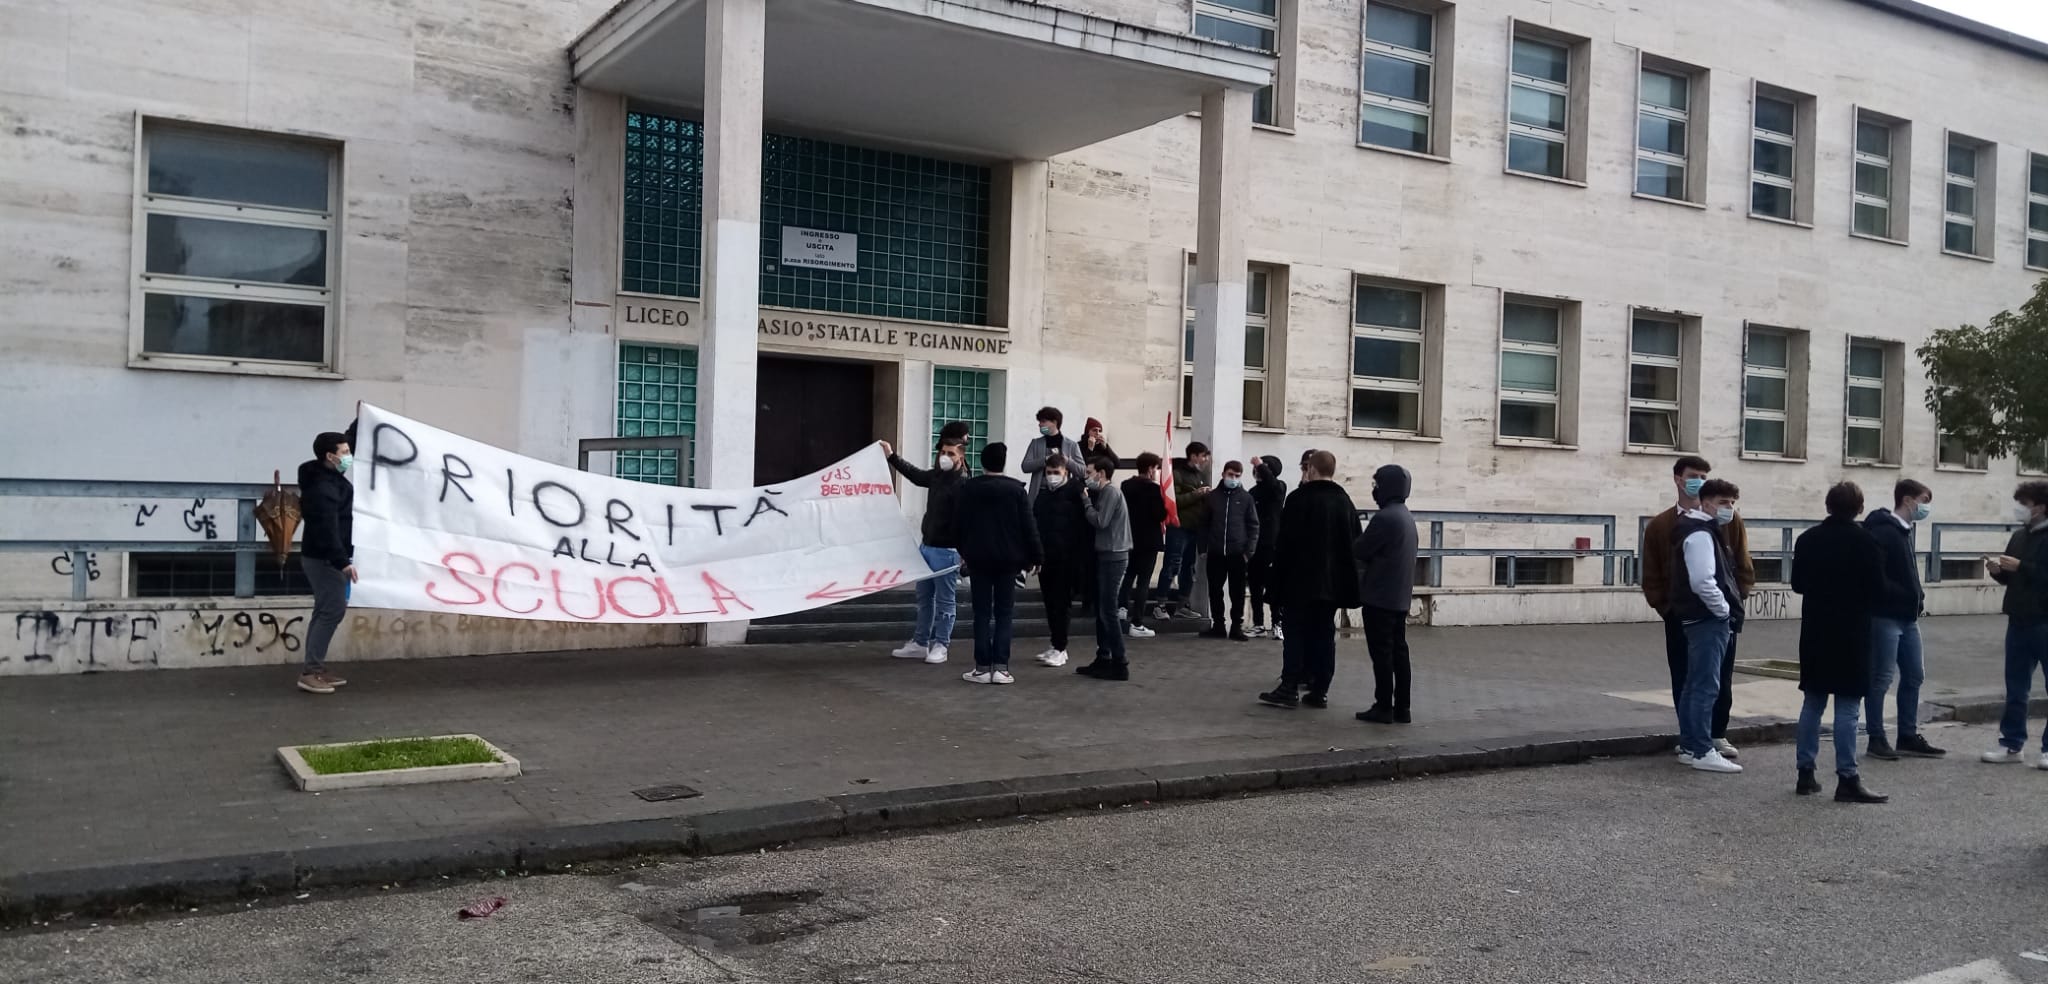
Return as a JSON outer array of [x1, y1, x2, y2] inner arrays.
[[623, 113, 703, 300], [931, 367, 992, 458], [621, 108, 992, 326], [616, 342, 697, 487]]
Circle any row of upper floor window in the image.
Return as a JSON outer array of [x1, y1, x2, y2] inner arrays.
[[1177, 255, 2041, 475], [1192, 0, 2048, 270]]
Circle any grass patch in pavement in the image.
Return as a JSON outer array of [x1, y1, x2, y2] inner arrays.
[[299, 736, 498, 775]]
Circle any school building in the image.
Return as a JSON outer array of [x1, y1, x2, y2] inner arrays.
[[2, 0, 2046, 657]]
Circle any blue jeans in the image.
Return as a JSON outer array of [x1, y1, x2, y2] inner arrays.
[[1156, 527, 1198, 605], [1095, 554, 1128, 663], [914, 545, 960, 647], [1867, 617, 1924, 742], [970, 566, 1018, 671], [1797, 690, 1862, 777], [1997, 619, 2048, 752], [1679, 618, 1732, 758]]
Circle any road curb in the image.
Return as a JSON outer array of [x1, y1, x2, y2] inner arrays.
[[0, 716, 1879, 926]]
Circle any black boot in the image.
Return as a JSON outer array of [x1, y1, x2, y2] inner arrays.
[[1392, 707, 1412, 724], [1229, 622, 1250, 642], [1355, 704, 1395, 724], [1075, 659, 1112, 678], [1867, 733, 1900, 761], [1795, 768, 1821, 795], [1096, 661, 1129, 681], [1258, 685, 1299, 708], [1199, 624, 1228, 639], [1834, 774, 1889, 804]]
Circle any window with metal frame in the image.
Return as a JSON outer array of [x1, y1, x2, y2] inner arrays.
[[1181, 259, 1275, 427], [1845, 340, 1888, 463], [1507, 36, 1570, 179], [2020, 440, 2048, 476], [1351, 281, 1426, 433], [1499, 301, 1562, 442], [1635, 68, 1691, 200], [1853, 115, 1898, 239], [1938, 429, 1989, 470], [1493, 557, 1572, 586], [1742, 328, 1793, 456], [132, 552, 313, 598], [1627, 314, 1683, 449], [1194, 0, 1279, 125], [616, 342, 697, 487], [1945, 135, 1983, 255], [135, 122, 337, 368], [1360, 1, 1435, 153], [931, 367, 992, 458], [2028, 153, 2048, 270], [1751, 95, 1797, 220]]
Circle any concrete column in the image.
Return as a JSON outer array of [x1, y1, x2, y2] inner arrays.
[[1190, 87, 1251, 469], [696, 0, 765, 492], [992, 160, 1048, 465], [897, 359, 934, 520], [528, 86, 629, 468]]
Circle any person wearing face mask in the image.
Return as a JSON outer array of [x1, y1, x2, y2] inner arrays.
[[1670, 478, 1745, 774], [1031, 454, 1089, 668], [1640, 456, 1755, 761], [1863, 478, 1942, 760], [1020, 406, 1082, 503], [1981, 481, 2048, 765], [881, 432, 970, 666], [1246, 456, 1287, 639], [1790, 482, 1890, 803], [296, 423, 359, 695], [1199, 461, 1260, 641], [1078, 457, 1132, 680], [1353, 464, 1418, 725]]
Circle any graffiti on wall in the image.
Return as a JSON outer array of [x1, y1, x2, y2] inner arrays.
[[8, 608, 304, 668], [1744, 588, 1794, 620]]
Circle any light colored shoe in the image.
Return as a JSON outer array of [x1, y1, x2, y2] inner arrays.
[[892, 640, 929, 660], [962, 669, 995, 685], [1982, 748, 2024, 764], [1687, 749, 1743, 774], [1127, 624, 1156, 639], [991, 670, 1016, 685], [1712, 738, 1739, 759], [296, 673, 335, 695], [924, 643, 949, 664], [2035, 756, 2048, 771], [320, 673, 347, 688], [1274, 625, 1285, 642], [1116, 607, 1128, 621], [1037, 649, 1069, 668]]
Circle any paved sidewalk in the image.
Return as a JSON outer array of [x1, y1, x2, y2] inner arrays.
[[0, 615, 2016, 890]]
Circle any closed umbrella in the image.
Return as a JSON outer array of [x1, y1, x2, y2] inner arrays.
[[255, 470, 301, 565]]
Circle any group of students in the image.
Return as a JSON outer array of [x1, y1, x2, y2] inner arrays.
[[881, 408, 1424, 723], [1643, 454, 2048, 804]]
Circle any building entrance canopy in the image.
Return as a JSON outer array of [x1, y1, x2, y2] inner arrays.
[[571, 0, 1274, 160]]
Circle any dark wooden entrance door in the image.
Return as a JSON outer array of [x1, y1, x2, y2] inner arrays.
[[755, 356, 875, 486]]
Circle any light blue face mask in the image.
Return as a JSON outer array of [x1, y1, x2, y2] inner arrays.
[[1912, 502, 1931, 522], [1683, 477, 1705, 498], [1039, 424, 1054, 437], [1714, 506, 1736, 525], [1222, 477, 1241, 490]]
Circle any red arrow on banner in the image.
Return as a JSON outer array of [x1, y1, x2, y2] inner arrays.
[[806, 569, 907, 601]]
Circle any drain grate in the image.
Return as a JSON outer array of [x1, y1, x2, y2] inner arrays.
[[633, 784, 703, 802]]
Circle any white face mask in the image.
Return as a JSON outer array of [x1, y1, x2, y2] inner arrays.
[[1046, 474, 1066, 490], [937, 455, 958, 472], [2016, 503, 2036, 525], [1713, 506, 1736, 525]]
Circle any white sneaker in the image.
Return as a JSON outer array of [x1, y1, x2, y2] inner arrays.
[[924, 643, 949, 664], [962, 669, 995, 684], [1274, 625, 1285, 642], [1686, 749, 1743, 774], [2035, 757, 2048, 771], [892, 640, 928, 660], [1982, 748, 2024, 764], [1037, 649, 1069, 668], [1127, 624, 1156, 639], [991, 670, 1016, 685], [1712, 738, 1740, 759]]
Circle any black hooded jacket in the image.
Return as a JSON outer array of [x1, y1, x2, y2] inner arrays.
[[1250, 456, 1286, 555], [1354, 464, 1418, 612]]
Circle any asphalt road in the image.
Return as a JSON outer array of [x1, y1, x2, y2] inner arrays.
[[6, 721, 2047, 984]]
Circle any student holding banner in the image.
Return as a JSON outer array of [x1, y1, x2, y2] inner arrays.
[[882, 430, 968, 666]]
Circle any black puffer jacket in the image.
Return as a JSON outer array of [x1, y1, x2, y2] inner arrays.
[[297, 458, 354, 570], [1250, 456, 1286, 555], [1032, 477, 1091, 563]]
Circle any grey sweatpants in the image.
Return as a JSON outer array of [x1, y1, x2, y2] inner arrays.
[[302, 559, 349, 672]]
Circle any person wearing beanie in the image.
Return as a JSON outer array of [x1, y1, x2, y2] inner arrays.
[[1079, 417, 1117, 466]]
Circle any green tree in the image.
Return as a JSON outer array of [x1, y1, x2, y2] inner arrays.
[[1917, 277, 2048, 465]]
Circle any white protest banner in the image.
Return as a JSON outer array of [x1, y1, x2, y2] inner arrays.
[[346, 404, 939, 623]]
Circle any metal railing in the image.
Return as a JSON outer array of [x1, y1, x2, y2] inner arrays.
[[1926, 522, 2020, 583], [0, 478, 276, 600], [1361, 510, 1625, 587], [577, 435, 694, 479], [1631, 513, 2016, 587]]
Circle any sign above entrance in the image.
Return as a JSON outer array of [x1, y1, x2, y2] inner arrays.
[[780, 226, 857, 272], [615, 295, 1014, 366]]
